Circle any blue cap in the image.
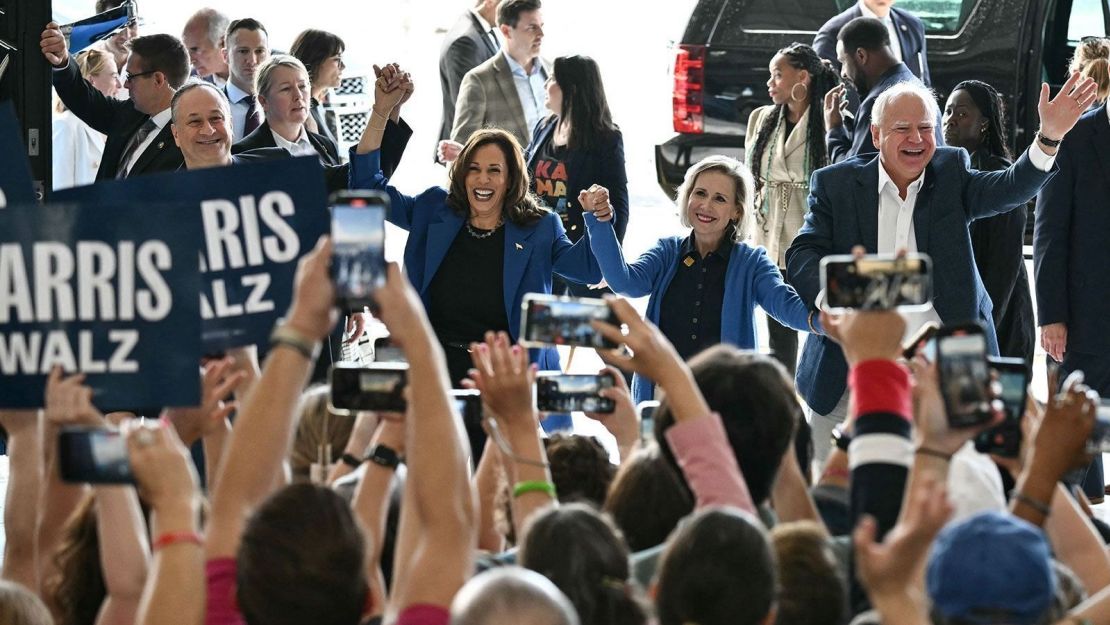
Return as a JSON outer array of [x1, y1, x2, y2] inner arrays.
[[927, 511, 1055, 625]]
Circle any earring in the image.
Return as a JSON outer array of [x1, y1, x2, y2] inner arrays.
[[790, 82, 808, 102]]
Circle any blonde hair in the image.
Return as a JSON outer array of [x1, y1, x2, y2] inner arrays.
[[0, 580, 53, 625], [255, 54, 311, 101], [289, 385, 354, 482], [57, 49, 114, 113], [1070, 37, 1110, 104], [675, 155, 755, 242]]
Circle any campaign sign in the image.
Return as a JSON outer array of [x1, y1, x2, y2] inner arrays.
[[0, 203, 202, 409], [0, 103, 36, 207], [56, 157, 329, 350]]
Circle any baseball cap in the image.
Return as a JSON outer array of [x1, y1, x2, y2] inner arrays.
[[926, 511, 1055, 625]]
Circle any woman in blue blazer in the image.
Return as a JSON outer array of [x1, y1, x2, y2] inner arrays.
[[524, 55, 629, 296], [581, 155, 818, 402], [351, 71, 600, 385]]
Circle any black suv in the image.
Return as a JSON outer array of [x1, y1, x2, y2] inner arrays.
[[655, 0, 1109, 196]]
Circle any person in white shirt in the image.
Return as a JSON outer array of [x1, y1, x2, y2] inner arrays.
[[52, 49, 122, 189]]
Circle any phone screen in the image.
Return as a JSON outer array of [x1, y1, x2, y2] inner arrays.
[[637, 400, 660, 443], [521, 295, 618, 349], [535, 373, 615, 413], [331, 198, 386, 310], [58, 428, 134, 484], [329, 364, 407, 413], [822, 255, 931, 311], [938, 331, 991, 427]]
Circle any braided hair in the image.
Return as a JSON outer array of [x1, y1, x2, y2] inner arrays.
[[951, 80, 1012, 162], [749, 43, 838, 197]]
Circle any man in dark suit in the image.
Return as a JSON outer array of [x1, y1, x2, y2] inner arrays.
[[1034, 101, 1110, 500], [823, 17, 941, 163], [437, 0, 500, 161], [221, 18, 270, 142], [814, 0, 930, 86], [786, 75, 1096, 463], [42, 23, 187, 181]]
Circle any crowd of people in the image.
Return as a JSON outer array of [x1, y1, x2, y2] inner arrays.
[[8, 0, 1110, 623]]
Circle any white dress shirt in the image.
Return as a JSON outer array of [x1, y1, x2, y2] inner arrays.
[[503, 50, 548, 138], [226, 81, 264, 142], [121, 107, 171, 177], [858, 1, 903, 63], [271, 126, 320, 160]]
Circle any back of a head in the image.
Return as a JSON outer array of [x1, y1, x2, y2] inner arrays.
[[1070, 37, 1110, 103], [654, 345, 799, 505], [290, 385, 355, 482], [451, 567, 580, 625], [656, 507, 778, 625], [545, 434, 616, 507], [519, 504, 647, 625], [0, 581, 52, 625], [237, 483, 368, 625], [838, 17, 891, 52], [772, 522, 847, 625], [129, 33, 190, 89], [603, 443, 694, 552]]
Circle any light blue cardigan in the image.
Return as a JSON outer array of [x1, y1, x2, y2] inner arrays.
[[584, 213, 815, 402]]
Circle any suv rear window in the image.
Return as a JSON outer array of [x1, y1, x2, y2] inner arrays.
[[714, 0, 977, 37]]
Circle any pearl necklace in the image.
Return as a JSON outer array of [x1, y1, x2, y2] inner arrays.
[[465, 217, 503, 239]]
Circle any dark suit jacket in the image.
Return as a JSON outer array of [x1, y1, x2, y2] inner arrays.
[[813, 5, 931, 86], [438, 10, 499, 154], [231, 118, 411, 192], [785, 147, 1055, 414], [52, 58, 183, 181], [826, 63, 942, 163], [1034, 104, 1110, 355], [524, 116, 629, 244]]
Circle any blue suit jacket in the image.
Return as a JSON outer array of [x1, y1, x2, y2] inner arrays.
[[1034, 105, 1110, 354], [786, 147, 1055, 414], [524, 117, 630, 244], [585, 213, 814, 402], [351, 150, 602, 370], [826, 63, 942, 163], [813, 5, 931, 86]]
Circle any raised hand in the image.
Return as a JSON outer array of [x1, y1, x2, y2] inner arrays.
[[583, 366, 639, 457], [1026, 370, 1098, 483], [286, 235, 338, 342], [820, 308, 906, 366], [437, 139, 464, 164], [163, 358, 246, 445], [1038, 72, 1099, 142], [578, 185, 613, 222], [44, 367, 104, 427], [372, 63, 407, 116], [467, 331, 536, 428], [823, 84, 845, 130], [124, 419, 200, 511], [40, 22, 69, 68], [372, 262, 435, 352], [908, 356, 1001, 456]]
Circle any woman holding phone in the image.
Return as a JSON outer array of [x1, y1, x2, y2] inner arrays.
[[579, 156, 818, 402]]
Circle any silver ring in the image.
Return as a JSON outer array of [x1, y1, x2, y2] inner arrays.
[[135, 428, 155, 448]]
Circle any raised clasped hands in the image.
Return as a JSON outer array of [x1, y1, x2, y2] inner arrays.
[[578, 184, 613, 222], [372, 63, 412, 116]]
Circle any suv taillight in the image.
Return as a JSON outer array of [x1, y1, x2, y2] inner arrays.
[[673, 45, 705, 134]]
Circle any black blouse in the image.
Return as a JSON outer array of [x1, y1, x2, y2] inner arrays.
[[658, 228, 734, 362]]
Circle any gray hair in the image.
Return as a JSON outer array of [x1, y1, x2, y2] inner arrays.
[[185, 8, 230, 48], [170, 79, 230, 123], [872, 81, 939, 127], [675, 154, 755, 243], [254, 54, 311, 101], [451, 567, 580, 625]]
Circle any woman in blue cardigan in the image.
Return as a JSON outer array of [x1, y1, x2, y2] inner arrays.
[[581, 155, 818, 402], [350, 69, 601, 386]]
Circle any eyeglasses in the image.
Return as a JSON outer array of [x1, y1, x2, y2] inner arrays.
[[123, 69, 157, 83]]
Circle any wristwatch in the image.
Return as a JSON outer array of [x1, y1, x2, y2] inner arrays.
[[831, 425, 852, 452], [1036, 130, 1062, 148], [364, 444, 403, 469]]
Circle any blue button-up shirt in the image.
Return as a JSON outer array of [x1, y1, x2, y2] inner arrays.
[[503, 50, 547, 137]]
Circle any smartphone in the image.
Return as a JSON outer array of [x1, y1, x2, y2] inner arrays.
[[936, 323, 993, 428], [821, 253, 932, 311], [58, 427, 134, 484], [330, 190, 388, 312], [975, 357, 1030, 457], [452, 389, 487, 466], [520, 294, 620, 349], [329, 362, 407, 413], [637, 400, 660, 443], [535, 372, 616, 413], [902, 321, 940, 361]]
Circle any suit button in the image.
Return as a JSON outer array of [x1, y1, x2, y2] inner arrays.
[[570, 225, 577, 230]]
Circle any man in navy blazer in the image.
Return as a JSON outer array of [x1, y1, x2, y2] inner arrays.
[[823, 18, 941, 163], [786, 76, 1097, 460], [1034, 101, 1110, 500], [814, 0, 930, 86]]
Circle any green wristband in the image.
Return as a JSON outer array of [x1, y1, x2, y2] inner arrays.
[[512, 480, 557, 499]]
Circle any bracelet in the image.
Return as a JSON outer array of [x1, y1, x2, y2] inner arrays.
[[914, 446, 952, 462], [1011, 490, 1052, 517], [269, 325, 320, 361], [513, 480, 557, 499], [1036, 131, 1062, 148], [485, 417, 551, 468], [807, 310, 821, 335], [340, 453, 362, 468], [152, 531, 204, 551]]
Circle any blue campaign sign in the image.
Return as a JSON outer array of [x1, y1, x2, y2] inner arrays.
[[0, 103, 36, 207], [56, 156, 330, 350], [0, 203, 203, 410]]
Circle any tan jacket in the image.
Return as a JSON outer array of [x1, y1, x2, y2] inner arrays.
[[451, 52, 551, 148], [744, 105, 812, 268]]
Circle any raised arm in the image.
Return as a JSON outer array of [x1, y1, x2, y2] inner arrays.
[[581, 208, 668, 297], [206, 236, 338, 560], [751, 245, 818, 333], [93, 485, 150, 625], [350, 419, 406, 619], [41, 22, 124, 135], [550, 214, 602, 286], [0, 410, 42, 590]]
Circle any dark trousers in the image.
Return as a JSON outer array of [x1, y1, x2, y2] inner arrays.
[[767, 315, 799, 375], [1056, 351, 1110, 499]]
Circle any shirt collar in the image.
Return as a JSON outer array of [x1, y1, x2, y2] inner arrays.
[[148, 107, 172, 130], [271, 126, 312, 152], [858, 0, 890, 21], [877, 158, 926, 196], [503, 49, 541, 77], [680, 225, 736, 261], [470, 8, 495, 33], [226, 81, 252, 104]]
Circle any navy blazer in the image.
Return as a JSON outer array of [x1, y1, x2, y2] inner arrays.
[[813, 5, 931, 86], [826, 63, 942, 163], [524, 116, 630, 244], [231, 118, 411, 192], [51, 58, 183, 181], [786, 147, 1055, 414], [350, 150, 602, 371], [1034, 105, 1110, 354]]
